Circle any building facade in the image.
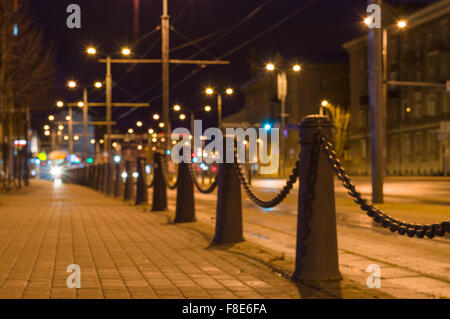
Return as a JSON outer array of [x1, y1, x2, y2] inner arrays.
[[344, 0, 450, 176]]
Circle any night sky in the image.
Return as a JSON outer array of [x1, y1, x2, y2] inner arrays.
[[28, 0, 437, 132]]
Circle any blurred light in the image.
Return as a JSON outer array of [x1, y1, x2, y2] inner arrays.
[[64, 135, 69, 141], [113, 155, 121, 163], [226, 88, 234, 95], [406, 107, 412, 113], [99, 139, 104, 144], [137, 145, 143, 150], [112, 142, 118, 148], [321, 100, 328, 107], [50, 167, 61, 177], [243, 140, 248, 145], [66, 116, 71, 121], [94, 81, 102, 88], [86, 157, 94, 164], [266, 63, 275, 71], [364, 17, 372, 26], [87, 47, 97, 55], [205, 87, 214, 95], [179, 114, 186, 120], [44, 125, 50, 130], [78, 101, 84, 108], [121, 172, 128, 179], [173, 104, 181, 111], [145, 165, 151, 175], [263, 123, 271, 131], [48, 115, 55, 121], [152, 138, 157, 143], [132, 172, 139, 178], [122, 47, 131, 56], [204, 105, 211, 112], [56, 101, 64, 107], [73, 135, 79, 141], [153, 114, 160, 120], [161, 138, 166, 143], [159, 122, 165, 128], [166, 150, 171, 155], [397, 20, 407, 28], [152, 146, 156, 151], [128, 128, 134, 134], [148, 128, 154, 134], [171, 140, 177, 145], [58, 125, 64, 130], [67, 80, 77, 88], [90, 139, 96, 144], [31, 170, 36, 177], [192, 157, 198, 163], [136, 121, 143, 127], [57, 131, 62, 136], [44, 131, 51, 136], [292, 64, 301, 72]]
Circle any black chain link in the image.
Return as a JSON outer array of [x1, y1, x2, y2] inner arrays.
[[319, 133, 450, 239], [187, 163, 218, 194], [235, 161, 299, 208]]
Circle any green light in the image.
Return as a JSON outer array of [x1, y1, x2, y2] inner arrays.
[[86, 157, 94, 164]]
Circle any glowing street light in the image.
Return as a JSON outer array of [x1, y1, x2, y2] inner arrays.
[[112, 142, 118, 148], [48, 115, 55, 121], [65, 115, 71, 121], [90, 139, 96, 144], [292, 64, 301, 72], [159, 122, 165, 128], [99, 139, 104, 144], [56, 101, 64, 108], [173, 104, 181, 111], [44, 131, 51, 136], [67, 80, 77, 88], [321, 100, 329, 107], [43, 125, 50, 130], [137, 145, 143, 151], [179, 114, 186, 120], [364, 17, 372, 26], [226, 88, 234, 95], [136, 121, 143, 127], [64, 135, 69, 141], [77, 101, 84, 108], [94, 81, 103, 88], [122, 47, 131, 56], [397, 20, 407, 28], [148, 128, 154, 134], [86, 47, 97, 55], [73, 135, 79, 141], [266, 63, 275, 71], [58, 125, 64, 130], [153, 114, 160, 120], [128, 128, 134, 134], [205, 87, 214, 95], [204, 105, 212, 112]]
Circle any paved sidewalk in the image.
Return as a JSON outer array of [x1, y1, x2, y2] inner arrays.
[[0, 180, 305, 299]]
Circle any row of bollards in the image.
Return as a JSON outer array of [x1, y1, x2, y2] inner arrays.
[[65, 115, 341, 282]]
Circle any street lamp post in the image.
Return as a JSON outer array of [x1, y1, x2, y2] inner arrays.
[[106, 56, 112, 163]]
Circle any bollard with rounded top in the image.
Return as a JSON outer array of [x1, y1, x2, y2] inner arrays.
[[135, 157, 148, 205], [292, 115, 342, 281], [212, 137, 244, 244], [113, 162, 121, 198], [151, 151, 167, 211], [105, 163, 112, 195], [174, 162, 195, 223], [123, 160, 134, 201]]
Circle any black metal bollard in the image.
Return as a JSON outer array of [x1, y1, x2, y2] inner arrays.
[[212, 136, 244, 244], [113, 162, 122, 198], [151, 151, 167, 211], [174, 162, 195, 223], [292, 115, 341, 281], [105, 162, 112, 195], [135, 157, 148, 205], [123, 160, 134, 201]]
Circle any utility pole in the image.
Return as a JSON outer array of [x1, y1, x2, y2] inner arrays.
[[83, 88, 88, 161], [217, 94, 222, 128], [68, 106, 73, 154], [106, 56, 112, 162], [161, 0, 170, 140], [368, 0, 384, 203]]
